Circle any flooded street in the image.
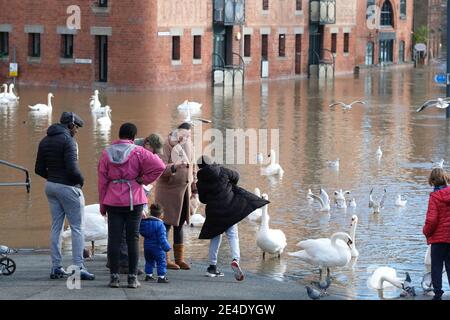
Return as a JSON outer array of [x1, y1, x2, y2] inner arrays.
[[1, 65, 450, 299]]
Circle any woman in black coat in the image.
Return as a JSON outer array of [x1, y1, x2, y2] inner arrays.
[[196, 156, 269, 280]]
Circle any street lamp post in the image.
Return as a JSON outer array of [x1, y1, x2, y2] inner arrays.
[[447, 0, 450, 118]]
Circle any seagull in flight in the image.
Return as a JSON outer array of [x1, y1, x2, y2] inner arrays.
[[416, 98, 450, 113], [329, 101, 366, 110]]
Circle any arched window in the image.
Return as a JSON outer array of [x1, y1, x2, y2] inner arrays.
[[380, 1, 394, 27], [365, 42, 374, 65]]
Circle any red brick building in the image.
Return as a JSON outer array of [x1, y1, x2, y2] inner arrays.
[[0, 1, 414, 90], [355, 0, 414, 67]]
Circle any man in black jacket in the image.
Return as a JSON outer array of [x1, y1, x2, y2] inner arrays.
[[35, 111, 95, 280]]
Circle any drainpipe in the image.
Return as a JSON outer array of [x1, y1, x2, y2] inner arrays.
[[447, 0, 450, 118]]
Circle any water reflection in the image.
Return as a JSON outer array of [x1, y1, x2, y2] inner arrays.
[[1, 66, 450, 298]]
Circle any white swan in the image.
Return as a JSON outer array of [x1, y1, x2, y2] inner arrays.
[[97, 106, 112, 127], [28, 93, 53, 112], [349, 215, 359, 257], [424, 245, 431, 265], [376, 146, 383, 159], [310, 188, 331, 212], [62, 204, 108, 256], [256, 194, 287, 259], [4, 84, 19, 101], [334, 189, 350, 209], [189, 193, 205, 227], [90, 90, 101, 110], [367, 267, 411, 290], [288, 232, 353, 273], [248, 188, 263, 221], [261, 149, 284, 177], [178, 100, 202, 112], [348, 198, 357, 208], [0, 84, 9, 105], [395, 194, 407, 207]]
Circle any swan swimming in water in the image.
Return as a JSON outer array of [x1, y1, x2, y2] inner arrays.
[[177, 100, 202, 112], [260, 149, 284, 177], [256, 194, 287, 259], [28, 93, 54, 112], [369, 188, 386, 214]]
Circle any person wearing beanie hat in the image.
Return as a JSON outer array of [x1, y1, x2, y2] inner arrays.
[[140, 203, 171, 283], [196, 155, 270, 281], [35, 111, 95, 281]]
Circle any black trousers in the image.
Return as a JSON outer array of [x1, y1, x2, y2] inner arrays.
[[164, 190, 189, 245], [431, 243, 450, 295], [106, 205, 143, 275]]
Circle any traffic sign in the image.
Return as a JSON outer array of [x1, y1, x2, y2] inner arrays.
[[435, 74, 447, 84]]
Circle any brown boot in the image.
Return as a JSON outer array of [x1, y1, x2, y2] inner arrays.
[[174, 244, 191, 270], [166, 251, 180, 270]]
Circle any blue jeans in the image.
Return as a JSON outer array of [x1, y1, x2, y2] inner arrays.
[[209, 224, 240, 265], [45, 181, 85, 268]]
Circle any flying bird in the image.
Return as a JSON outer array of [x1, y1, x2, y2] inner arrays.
[[416, 97, 450, 113], [329, 101, 366, 110]]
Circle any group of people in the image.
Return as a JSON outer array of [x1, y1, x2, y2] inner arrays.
[[35, 111, 268, 289]]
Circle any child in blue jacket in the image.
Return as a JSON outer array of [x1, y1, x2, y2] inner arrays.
[[140, 203, 171, 283]]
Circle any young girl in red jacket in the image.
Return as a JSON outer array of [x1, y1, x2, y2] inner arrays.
[[423, 168, 450, 300]]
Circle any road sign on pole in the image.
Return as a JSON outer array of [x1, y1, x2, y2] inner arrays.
[[435, 74, 447, 84]]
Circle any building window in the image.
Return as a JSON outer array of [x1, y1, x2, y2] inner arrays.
[[28, 33, 41, 58], [261, 34, 268, 60], [61, 34, 74, 58], [193, 35, 201, 60], [0, 32, 8, 57], [331, 33, 337, 54], [263, 0, 269, 10], [98, 0, 108, 7], [380, 1, 394, 27], [366, 0, 375, 7], [296, 0, 302, 11], [172, 36, 180, 61], [379, 39, 394, 63], [279, 34, 286, 57], [399, 40, 405, 63], [343, 33, 349, 53], [400, 0, 406, 19], [365, 42, 374, 65], [244, 34, 251, 57]]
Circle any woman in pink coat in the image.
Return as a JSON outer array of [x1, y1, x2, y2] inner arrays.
[[98, 123, 165, 289]]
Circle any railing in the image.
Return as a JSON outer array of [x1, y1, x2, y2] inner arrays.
[[212, 52, 245, 88], [311, 48, 335, 78], [0, 160, 31, 193]]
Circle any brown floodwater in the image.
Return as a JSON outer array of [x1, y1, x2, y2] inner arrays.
[[1, 65, 449, 298]]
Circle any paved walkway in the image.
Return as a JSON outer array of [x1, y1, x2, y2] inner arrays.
[[1, 252, 447, 300], [0, 252, 350, 300]]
